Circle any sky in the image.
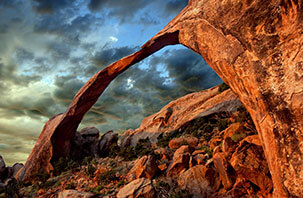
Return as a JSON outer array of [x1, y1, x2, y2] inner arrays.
[[0, 0, 222, 165]]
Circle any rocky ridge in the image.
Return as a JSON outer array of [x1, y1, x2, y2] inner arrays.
[[0, 87, 273, 197]]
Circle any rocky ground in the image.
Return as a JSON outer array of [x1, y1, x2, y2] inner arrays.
[[0, 85, 273, 197]]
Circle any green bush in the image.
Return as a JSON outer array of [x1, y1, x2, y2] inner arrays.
[[170, 189, 192, 198], [216, 118, 229, 131], [85, 164, 97, 178], [198, 145, 213, 158], [65, 182, 76, 189], [53, 157, 79, 176], [218, 83, 230, 93], [98, 170, 118, 185]]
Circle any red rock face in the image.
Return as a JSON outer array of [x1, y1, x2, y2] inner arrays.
[[22, 1, 303, 197]]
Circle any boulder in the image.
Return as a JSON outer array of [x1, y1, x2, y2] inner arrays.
[[120, 129, 134, 148], [57, 190, 94, 198], [222, 137, 237, 158], [177, 165, 220, 198], [168, 136, 198, 149], [116, 178, 155, 198], [0, 156, 5, 182], [166, 145, 193, 177], [230, 135, 273, 193], [193, 153, 205, 165], [154, 148, 173, 161], [12, 163, 24, 178], [99, 130, 118, 157], [213, 152, 237, 190], [70, 127, 100, 160], [127, 155, 159, 182]]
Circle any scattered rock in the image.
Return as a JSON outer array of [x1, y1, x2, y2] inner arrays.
[[154, 148, 173, 161], [213, 152, 236, 190], [117, 178, 155, 198], [209, 138, 222, 150], [166, 145, 193, 177], [177, 165, 220, 198], [99, 130, 118, 157], [168, 136, 198, 149], [127, 155, 159, 182], [57, 190, 94, 198], [193, 153, 205, 165], [230, 135, 272, 193]]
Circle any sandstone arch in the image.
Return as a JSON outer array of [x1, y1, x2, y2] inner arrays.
[[20, 0, 303, 197]]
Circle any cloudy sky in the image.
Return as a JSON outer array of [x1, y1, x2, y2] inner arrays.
[[0, 0, 222, 165]]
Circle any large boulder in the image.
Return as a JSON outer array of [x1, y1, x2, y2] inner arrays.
[[127, 155, 159, 182], [177, 165, 220, 198], [230, 135, 273, 194], [70, 127, 100, 160], [116, 178, 155, 198], [213, 152, 236, 190], [166, 145, 193, 177], [99, 130, 118, 157]]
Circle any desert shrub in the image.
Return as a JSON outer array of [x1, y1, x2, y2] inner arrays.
[[216, 118, 229, 131], [3, 179, 24, 198], [118, 137, 157, 160], [218, 82, 230, 93], [98, 170, 118, 185], [53, 157, 79, 176], [182, 117, 214, 141], [170, 189, 192, 198], [85, 164, 97, 178], [157, 130, 181, 148], [65, 182, 76, 189], [198, 145, 213, 158], [117, 179, 126, 188]]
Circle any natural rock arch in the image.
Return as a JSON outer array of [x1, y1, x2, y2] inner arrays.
[[19, 0, 303, 197]]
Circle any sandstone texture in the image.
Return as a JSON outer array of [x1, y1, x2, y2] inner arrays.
[[177, 165, 219, 198], [57, 190, 94, 198], [127, 155, 159, 182], [116, 178, 155, 198]]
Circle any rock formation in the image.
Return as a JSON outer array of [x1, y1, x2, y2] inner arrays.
[[22, 0, 303, 197]]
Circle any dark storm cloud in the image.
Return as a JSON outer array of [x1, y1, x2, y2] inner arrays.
[[31, 0, 71, 14], [0, 62, 41, 88], [162, 49, 222, 91], [53, 75, 85, 104]]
